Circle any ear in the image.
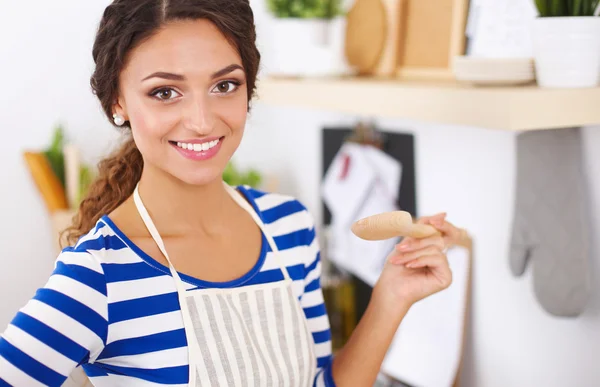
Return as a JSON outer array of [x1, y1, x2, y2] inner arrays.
[[112, 95, 129, 121]]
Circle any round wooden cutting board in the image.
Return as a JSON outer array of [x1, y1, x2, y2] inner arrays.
[[344, 0, 388, 74]]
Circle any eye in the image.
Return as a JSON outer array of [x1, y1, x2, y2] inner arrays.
[[212, 81, 240, 94], [150, 88, 182, 101]]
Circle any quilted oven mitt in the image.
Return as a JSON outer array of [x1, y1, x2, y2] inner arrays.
[[510, 127, 591, 317]]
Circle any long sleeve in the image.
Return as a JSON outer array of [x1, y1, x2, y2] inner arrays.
[[0, 249, 108, 386], [302, 221, 336, 387]]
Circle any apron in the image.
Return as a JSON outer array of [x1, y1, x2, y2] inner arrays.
[[133, 182, 317, 387]]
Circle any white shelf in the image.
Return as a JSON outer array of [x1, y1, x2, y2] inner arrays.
[[256, 77, 600, 131]]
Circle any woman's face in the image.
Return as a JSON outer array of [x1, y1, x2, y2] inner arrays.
[[115, 19, 248, 186]]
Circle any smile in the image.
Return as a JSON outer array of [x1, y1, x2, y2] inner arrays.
[[173, 138, 221, 152], [169, 137, 224, 161]]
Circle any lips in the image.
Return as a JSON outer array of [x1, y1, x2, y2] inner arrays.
[[169, 136, 224, 161]]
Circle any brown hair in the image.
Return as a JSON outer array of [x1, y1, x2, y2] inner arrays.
[[62, 0, 260, 246]]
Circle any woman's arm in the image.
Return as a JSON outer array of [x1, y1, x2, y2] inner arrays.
[[0, 249, 108, 386], [330, 213, 457, 386], [300, 206, 457, 386], [330, 294, 409, 386]]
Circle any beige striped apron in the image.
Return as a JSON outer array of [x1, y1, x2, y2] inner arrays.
[[133, 182, 317, 386]]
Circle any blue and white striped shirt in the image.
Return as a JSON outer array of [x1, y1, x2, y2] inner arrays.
[[0, 187, 335, 386]]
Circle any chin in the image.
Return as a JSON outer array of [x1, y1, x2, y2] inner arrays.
[[175, 168, 225, 187]]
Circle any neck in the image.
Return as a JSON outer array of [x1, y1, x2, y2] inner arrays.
[[136, 166, 233, 236]]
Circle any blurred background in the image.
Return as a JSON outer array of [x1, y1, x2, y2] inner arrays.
[[2, 0, 600, 386]]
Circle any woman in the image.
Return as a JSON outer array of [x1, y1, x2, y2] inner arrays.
[[0, 1, 464, 386]]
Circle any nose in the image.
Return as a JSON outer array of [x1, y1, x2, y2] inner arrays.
[[182, 94, 215, 135]]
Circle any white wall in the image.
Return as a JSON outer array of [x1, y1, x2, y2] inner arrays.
[[1, 1, 599, 387], [0, 0, 117, 327]]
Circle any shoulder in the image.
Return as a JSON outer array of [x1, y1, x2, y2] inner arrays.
[[238, 185, 316, 231], [238, 186, 321, 271], [61, 216, 137, 267], [239, 186, 321, 271], [65, 217, 114, 247], [59, 220, 108, 263], [54, 219, 119, 296]]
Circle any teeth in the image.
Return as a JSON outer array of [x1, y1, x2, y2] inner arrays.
[[176, 139, 220, 152]]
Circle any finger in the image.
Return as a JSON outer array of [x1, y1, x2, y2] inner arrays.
[[391, 245, 443, 265], [417, 212, 447, 225], [405, 253, 448, 269], [396, 236, 416, 250], [387, 237, 413, 262], [395, 234, 444, 253], [389, 238, 414, 261], [441, 223, 467, 247], [432, 219, 458, 235]]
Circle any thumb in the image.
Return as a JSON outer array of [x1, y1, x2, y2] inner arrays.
[[417, 212, 447, 225]]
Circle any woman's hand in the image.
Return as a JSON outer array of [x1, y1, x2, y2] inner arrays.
[[372, 212, 462, 316], [330, 213, 467, 386], [418, 212, 468, 248]]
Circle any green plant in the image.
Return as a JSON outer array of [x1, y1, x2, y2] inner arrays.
[[535, 0, 600, 16], [44, 125, 66, 188], [222, 161, 262, 188], [78, 165, 94, 206], [266, 0, 344, 18], [42, 124, 96, 207]]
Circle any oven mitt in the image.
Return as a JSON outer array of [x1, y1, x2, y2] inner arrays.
[[510, 127, 591, 317]]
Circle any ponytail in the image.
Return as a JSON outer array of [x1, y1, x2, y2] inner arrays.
[[62, 137, 143, 247]]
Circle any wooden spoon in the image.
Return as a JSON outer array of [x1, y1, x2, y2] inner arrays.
[[351, 211, 440, 240]]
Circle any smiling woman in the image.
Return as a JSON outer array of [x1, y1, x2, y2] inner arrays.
[[113, 19, 249, 188], [0, 1, 456, 386]]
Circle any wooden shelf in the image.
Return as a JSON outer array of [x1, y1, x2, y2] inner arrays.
[[255, 77, 600, 131]]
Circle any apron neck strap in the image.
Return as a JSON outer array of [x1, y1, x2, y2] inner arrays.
[[133, 182, 292, 282], [133, 185, 184, 283]]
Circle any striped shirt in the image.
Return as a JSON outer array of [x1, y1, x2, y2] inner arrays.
[[0, 186, 336, 386]]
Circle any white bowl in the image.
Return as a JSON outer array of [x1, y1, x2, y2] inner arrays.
[[453, 55, 536, 86]]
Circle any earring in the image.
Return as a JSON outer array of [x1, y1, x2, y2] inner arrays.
[[113, 113, 125, 127]]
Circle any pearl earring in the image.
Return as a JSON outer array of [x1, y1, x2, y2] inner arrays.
[[113, 113, 125, 127]]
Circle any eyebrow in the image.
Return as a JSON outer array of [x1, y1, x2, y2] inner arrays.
[[141, 64, 244, 82], [211, 64, 244, 79], [142, 72, 185, 82]]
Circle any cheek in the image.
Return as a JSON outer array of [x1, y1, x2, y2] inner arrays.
[[228, 109, 247, 135], [128, 100, 179, 145], [220, 94, 248, 135]]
